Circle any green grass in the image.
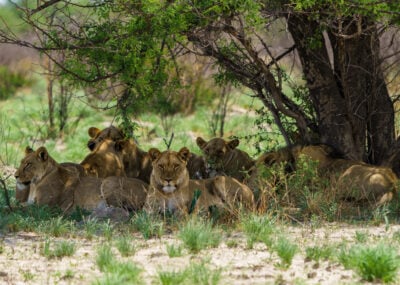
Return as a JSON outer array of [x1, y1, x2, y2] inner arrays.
[[157, 260, 221, 285], [94, 261, 143, 285], [240, 213, 275, 248], [305, 244, 336, 263], [131, 211, 164, 240], [41, 239, 76, 259], [166, 243, 184, 258], [178, 217, 221, 253], [338, 243, 400, 283], [96, 244, 115, 272], [273, 236, 298, 268], [115, 236, 136, 257]]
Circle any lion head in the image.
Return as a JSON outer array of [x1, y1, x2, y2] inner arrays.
[[114, 139, 152, 183], [196, 137, 254, 181], [80, 139, 125, 178], [14, 146, 55, 187], [87, 125, 125, 151], [148, 147, 191, 195]]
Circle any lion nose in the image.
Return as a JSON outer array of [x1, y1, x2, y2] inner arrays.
[[14, 172, 19, 179], [165, 179, 172, 183]]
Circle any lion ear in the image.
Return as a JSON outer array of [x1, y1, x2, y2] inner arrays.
[[196, 137, 207, 149], [148, 148, 161, 162], [88, 127, 100, 138], [178, 147, 191, 162], [36, 147, 48, 161], [25, 146, 34, 155], [227, 138, 239, 150]]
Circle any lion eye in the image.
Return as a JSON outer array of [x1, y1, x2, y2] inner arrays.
[[98, 137, 103, 142], [24, 163, 31, 170], [217, 150, 224, 155], [173, 164, 180, 170], [158, 165, 164, 170]]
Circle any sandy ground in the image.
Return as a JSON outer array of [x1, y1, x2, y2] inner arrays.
[[1, 223, 399, 285]]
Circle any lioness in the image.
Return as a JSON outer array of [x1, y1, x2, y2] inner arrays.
[[196, 137, 255, 182], [14, 147, 148, 212], [144, 147, 255, 215], [87, 125, 125, 151], [253, 144, 397, 206], [80, 139, 126, 178], [15, 146, 85, 203]]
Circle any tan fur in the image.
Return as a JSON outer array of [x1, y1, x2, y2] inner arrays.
[[253, 144, 397, 205], [145, 147, 254, 215], [14, 147, 147, 212], [87, 125, 125, 151], [80, 139, 125, 178], [15, 146, 85, 203], [196, 137, 255, 182], [336, 164, 397, 206], [114, 139, 153, 183]]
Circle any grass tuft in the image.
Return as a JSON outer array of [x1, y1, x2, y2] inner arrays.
[[131, 211, 164, 240], [338, 243, 400, 283], [41, 239, 76, 259], [240, 213, 275, 248], [178, 217, 221, 253], [273, 236, 298, 268], [115, 236, 136, 257]]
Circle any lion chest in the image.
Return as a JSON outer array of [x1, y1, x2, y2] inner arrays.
[[165, 198, 178, 212]]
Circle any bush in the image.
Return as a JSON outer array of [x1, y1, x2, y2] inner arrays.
[[0, 65, 32, 100]]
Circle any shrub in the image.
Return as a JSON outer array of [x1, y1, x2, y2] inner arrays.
[[0, 65, 32, 100]]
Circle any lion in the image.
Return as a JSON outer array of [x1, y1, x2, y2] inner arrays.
[[87, 125, 125, 151], [196, 137, 255, 182], [80, 139, 126, 178], [113, 139, 153, 183], [252, 144, 397, 206], [15, 146, 85, 203], [14, 146, 148, 212], [144, 147, 255, 215]]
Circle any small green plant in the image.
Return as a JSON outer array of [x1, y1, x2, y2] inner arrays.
[[131, 211, 164, 240], [41, 239, 76, 259], [305, 244, 335, 262], [100, 220, 114, 241], [115, 236, 136, 257], [338, 243, 400, 283], [240, 214, 275, 248], [38, 216, 73, 237], [273, 236, 298, 268], [178, 217, 221, 253], [225, 239, 238, 248], [157, 260, 221, 285], [158, 270, 186, 285], [20, 270, 35, 282], [354, 231, 368, 243], [166, 243, 183, 258], [186, 260, 222, 285], [62, 269, 75, 280], [94, 261, 143, 285], [96, 244, 115, 272], [83, 218, 100, 240]]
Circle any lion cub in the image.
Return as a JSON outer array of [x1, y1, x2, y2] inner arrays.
[[196, 137, 255, 182], [145, 147, 255, 215]]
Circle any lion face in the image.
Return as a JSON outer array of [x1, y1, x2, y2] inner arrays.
[[196, 137, 239, 169], [81, 139, 125, 178], [148, 147, 190, 194], [14, 146, 50, 187], [87, 126, 125, 151]]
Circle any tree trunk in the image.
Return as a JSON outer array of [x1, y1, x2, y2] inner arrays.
[[286, 14, 358, 159], [287, 14, 394, 163]]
